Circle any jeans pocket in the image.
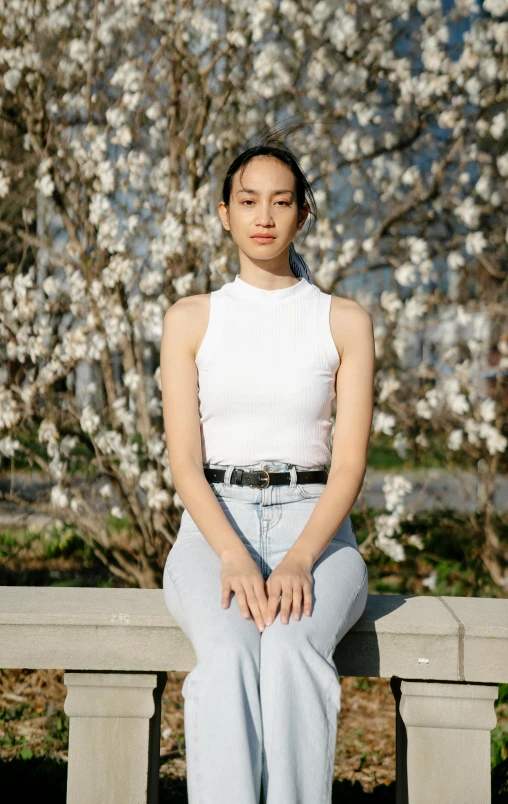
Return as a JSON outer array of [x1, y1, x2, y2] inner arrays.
[[296, 482, 327, 499], [210, 481, 226, 494]]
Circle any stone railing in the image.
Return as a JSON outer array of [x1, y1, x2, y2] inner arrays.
[[0, 587, 507, 804]]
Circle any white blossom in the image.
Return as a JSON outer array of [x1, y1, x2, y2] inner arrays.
[[110, 505, 125, 519], [496, 152, 508, 177], [3, 68, 21, 92], [447, 251, 465, 270], [490, 112, 506, 139], [80, 405, 100, 434], [123, 368, 141, 393], [484, 0, 508, 15], [99, 483, 113, 499], [382, 474, 413, 513], [375, 523, 406, 562], [416, 398, 433, 420], [478, 423, 507, 455], [373, 411, 396, 436], [465, 231, 487, 255], [455, 196, 481, 228], [0, 387, 21, 429], [393, 432, 408, 459], [408, 534, 425, 550], [479, 397, 496, 423], [379, 376, 401, 402], [51, 485, 69, 508], [0, 164, 11, 198], [0, 435, 20, 457], [422, 570, 437, 591], [464, 418, 481, 445], [448, 429, 464, 450]]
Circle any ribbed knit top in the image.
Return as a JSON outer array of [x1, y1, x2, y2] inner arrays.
[[195, 274, 341, 469]]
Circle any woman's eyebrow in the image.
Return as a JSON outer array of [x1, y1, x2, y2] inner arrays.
[[236, 188, 294, 196]]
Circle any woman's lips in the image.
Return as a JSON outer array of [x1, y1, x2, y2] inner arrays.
[[251, 235, 275, 242]]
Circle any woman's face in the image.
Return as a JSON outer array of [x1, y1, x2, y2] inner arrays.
[[218, 156, 309, 262]]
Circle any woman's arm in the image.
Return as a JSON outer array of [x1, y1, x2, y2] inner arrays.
[[160, 297, 248, 557], [284, 296, 375, 568], [160, 297, 269, 631]]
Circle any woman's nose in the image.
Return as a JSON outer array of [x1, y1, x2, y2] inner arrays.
[[255, 206, 274, 225]]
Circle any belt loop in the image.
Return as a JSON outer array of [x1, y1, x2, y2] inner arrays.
[[288, 464, 297, 489], [223, 465, 235, 486]]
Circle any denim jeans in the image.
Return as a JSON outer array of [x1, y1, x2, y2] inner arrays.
[[163, 460, 369, 804]]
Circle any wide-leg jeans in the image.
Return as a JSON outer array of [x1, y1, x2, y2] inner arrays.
[[163, 460, 369, 804]]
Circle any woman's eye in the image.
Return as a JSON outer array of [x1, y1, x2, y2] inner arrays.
[[241, 200, 290, 206]]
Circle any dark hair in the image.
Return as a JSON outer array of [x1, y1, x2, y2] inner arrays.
[[220, 118, 318, 284]]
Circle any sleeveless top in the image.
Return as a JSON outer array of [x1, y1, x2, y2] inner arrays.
[[195, 275, 341, 469]]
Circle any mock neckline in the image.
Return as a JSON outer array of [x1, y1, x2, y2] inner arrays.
[[225, 275, 314, 303]]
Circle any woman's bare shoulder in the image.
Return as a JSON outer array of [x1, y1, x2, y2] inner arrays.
[[166, 293, 211, 360], [329, 295, 372, 361]]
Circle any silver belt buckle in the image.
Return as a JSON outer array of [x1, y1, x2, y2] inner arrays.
[[250, 469, 270, 489]]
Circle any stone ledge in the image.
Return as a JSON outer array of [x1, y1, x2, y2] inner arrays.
[[0, 587, 506, 683]]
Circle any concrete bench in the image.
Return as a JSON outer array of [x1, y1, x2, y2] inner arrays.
[[0, 587, 507, 803]]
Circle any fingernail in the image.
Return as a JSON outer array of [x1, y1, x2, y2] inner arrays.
[[265, 617, 273, 626], [258, 625, 264, 633]]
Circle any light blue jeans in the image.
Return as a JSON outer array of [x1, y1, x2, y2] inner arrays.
[[163, 460, 369, 804]]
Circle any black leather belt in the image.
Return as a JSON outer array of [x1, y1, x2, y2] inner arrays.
[[203, 466, 328, 489]]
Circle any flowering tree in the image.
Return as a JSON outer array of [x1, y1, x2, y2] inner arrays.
[[0, 0, 507, 588]]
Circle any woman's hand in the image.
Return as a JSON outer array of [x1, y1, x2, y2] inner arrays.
[[264, 550, 314, 626], [220, 546, 269, 633]]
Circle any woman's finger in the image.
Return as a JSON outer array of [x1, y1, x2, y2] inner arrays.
[[292, 582, 303, 620], [221, 580, 232, 610], [303, 581, 313, 616], [234, 586, 251, 619], [254, 579, 269, 622], [244, 584, 266, 632], [279, 585, 293, 625], [265, 579, 282, 625]]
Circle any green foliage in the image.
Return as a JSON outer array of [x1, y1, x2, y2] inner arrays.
[[493, 684, 508, 775], [43, 524, 93, 561], [366, 440, 406, 470], [0, 702, 35, 723], [350, 508, 507, 598], [492, 724, 508, 768], [45, 712, 69, 746], [352, 678, 377, 692]]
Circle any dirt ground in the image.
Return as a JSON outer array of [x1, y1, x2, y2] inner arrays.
[[0, 668, 396, 793]]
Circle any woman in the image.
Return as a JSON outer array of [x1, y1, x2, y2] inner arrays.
[[160, 131, 375, 804]]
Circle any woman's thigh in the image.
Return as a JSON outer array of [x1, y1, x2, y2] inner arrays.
[[163, 518, 262, 660], [259, 485, 368, 656], [262, 539, 368, 660], [164, 486, 368, 660]]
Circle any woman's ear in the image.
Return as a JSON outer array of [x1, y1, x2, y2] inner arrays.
[[217, 201, 231, 232], [297, 202, 310, 231]]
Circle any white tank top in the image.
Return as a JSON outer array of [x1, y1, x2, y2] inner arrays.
[[195, 275, 340, 469]]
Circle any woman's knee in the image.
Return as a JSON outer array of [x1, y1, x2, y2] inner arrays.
[[260, 615, 319, 659], [196, 628, 261, 678]]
